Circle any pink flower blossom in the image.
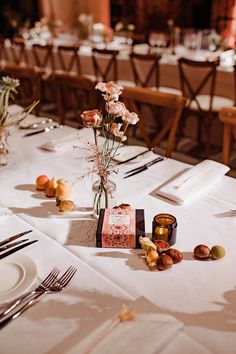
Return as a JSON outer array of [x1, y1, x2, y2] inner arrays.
[[81, 109, 103, 127], [95, 81, 123, 101], [110, 123, 127, 141], [122, 110, 139, 125], [106, 101, 126, 117]]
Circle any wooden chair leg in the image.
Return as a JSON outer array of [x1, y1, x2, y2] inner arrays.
[[222, 124, 232, 165]]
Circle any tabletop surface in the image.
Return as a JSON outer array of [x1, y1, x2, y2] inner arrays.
[[0, 121, 236, 354]]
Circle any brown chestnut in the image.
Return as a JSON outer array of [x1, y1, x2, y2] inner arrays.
[[194, 244, 211, 259], [157, 254, 173, 270], [153, 240, 170, 254], [166, 248, 183, 263]]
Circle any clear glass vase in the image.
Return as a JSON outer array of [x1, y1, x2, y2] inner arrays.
[[0, 130, 9, 167], [92, 177, 117, 216]]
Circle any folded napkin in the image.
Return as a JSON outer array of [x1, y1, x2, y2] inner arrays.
[[39, 137, 76, 151], [156, 160, 230, 205], [78, 296, 183, 354]]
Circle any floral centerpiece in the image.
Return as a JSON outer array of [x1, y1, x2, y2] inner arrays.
[[80, 81, 139, 215], [0, 76, 38, 166]]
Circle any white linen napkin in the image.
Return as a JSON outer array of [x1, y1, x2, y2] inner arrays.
[[156, 160, 230, 205], [77, 296, 183, 354], [39, 136, 76, 151]]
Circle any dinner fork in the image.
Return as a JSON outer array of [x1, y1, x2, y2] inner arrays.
[[0, 267, 60, 319], [0, 266, 77, 328]]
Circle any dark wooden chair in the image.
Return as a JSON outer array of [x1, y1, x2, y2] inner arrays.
[[91, 48, 119, 82], [122, 86, 186, 157], [0, 38, 9, 67], [178, 57, 234, 155], [9, 38, 29, 65], [32, 43, 56, 113], [52, 73, 97, 126], [129, 52, 161, 88], [0, 64, 41, 114], [56, 44, 81, 74], [32, 43, 55, 77], [219, 107, 236, 165]]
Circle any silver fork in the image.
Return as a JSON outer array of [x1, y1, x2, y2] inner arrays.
[[0, 267, 60, 319], [0, 266, 77, 328]]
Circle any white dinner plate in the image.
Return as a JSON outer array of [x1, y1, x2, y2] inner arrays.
[[113, 145, 151, 162], [0, 253, 37, 303]]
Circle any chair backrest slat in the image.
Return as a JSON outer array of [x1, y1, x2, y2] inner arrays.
[[57, 45, 81, 74], [92, 48, 119, 82], [178, 57, 219, 112], [129, 52, 161, 88], [122, 86, 186, 156], [0, 64, 41, 114], [52, 73, 97, 126]]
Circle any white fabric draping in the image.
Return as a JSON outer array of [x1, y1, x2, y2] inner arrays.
[[0, 119, 236, 353]]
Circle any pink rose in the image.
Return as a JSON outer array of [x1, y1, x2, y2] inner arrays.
[[110, 123, 127, 141], [122, 110, 139, 125], [106, 101, 126, 117], [95, 81, 123, 101], [81, 109, 103, 127]]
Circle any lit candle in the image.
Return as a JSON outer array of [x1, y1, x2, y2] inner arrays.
[[152, 213, 177, 246]]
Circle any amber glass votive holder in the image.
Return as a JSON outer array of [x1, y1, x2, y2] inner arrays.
[[152, 213, 177, 246]]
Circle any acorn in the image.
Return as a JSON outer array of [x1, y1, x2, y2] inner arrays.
[[211, 245, 225, 260], [194, 244, 211, 259], [157, 254, 173, 270]]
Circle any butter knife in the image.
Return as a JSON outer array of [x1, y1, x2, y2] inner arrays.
[[0, 239, 29, 252], [0, 240, 38, 260], [0, 230, 33, 247]]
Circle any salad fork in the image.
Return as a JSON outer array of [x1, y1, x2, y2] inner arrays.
[[0, 267, 60, 319], [0, 266, 77, 328]]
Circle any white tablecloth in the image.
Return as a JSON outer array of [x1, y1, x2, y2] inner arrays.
[[0, 123, 236, 353]]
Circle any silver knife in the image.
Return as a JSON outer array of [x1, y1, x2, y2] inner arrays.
[[0, 239, 29, 252], [0, 240, 38, 260], [0, 230, 33, 247], [124, 157, 165, 179]]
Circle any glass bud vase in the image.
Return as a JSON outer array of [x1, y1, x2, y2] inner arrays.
[[92, 177, 117, 216], [0, 130, 9, 167]]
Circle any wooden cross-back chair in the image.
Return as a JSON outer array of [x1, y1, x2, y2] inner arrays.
[[0, 38, 9, 67], [219, 107, 236, 166], [129, 52, 161, 88], [92, 48, 119, 82], [122, 86, 186, 157], [57, 44, 81, 74], [178, 57, 234, 155], [0, 64, 41, 114], [32, 43, 55, 75], [52, 73, 97, 126], [10, 38, 29, 65]]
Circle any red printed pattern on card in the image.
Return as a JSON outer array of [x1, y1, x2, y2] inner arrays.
[[101, 209, 136, 248]]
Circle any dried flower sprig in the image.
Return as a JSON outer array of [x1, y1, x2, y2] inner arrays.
[[83, 303, 135, 354], [0, 76, 39, 129]]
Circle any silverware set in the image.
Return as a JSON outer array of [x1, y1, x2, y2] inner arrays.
[[124, 156, 166, 178], [23, 123, 63, 137], [0, 230, 37, 260], [0, 266, 77, 328]]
